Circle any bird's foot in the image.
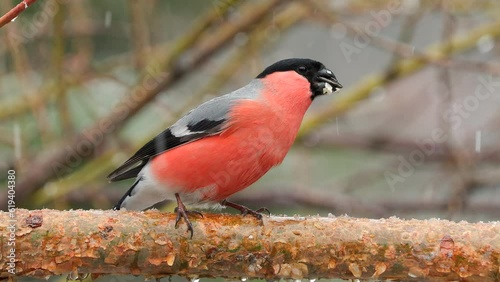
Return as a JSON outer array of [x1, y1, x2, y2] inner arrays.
[[174, 193, 203, 238], [221, 199, 270, 220]]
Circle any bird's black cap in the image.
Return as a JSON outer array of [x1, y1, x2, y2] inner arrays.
[[257, 58, 324, 81], [256, 58, 342, 98]]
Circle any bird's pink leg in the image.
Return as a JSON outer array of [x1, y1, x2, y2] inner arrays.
[[174, 193, 203, 238], [221, 199, 270, 220]]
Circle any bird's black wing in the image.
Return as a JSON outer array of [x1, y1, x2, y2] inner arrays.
[[107, 119, 226, 182]]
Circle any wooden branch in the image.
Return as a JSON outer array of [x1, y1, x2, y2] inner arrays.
[[1, 209, 499, 280], [0, 0, 37, 28]]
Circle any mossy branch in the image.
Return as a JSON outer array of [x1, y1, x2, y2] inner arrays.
[[1, 209, 499, 280]]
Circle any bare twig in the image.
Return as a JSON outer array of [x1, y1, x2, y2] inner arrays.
[[1, 209, 499, 280], [0, 0, 37, 28]]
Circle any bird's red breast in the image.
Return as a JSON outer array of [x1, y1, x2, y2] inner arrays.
[[149, 71, 312, 202]]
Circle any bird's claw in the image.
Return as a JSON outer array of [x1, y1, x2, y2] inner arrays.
[[174, 194, 203, 238], [240, 207, 269, 220], [174, 207, 202, 238], [174, 207, 203, 219], [255, 207, 271, 216], [221, 199, 270, 221]]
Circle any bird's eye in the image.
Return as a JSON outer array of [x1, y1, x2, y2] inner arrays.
[[297, 66, 307, 74]]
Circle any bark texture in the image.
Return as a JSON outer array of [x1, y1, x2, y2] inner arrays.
[[0, 209, 499, 280]]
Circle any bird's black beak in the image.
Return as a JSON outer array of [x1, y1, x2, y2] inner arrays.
[[312, 68, 342, 97], [317, 68, 342, 92]]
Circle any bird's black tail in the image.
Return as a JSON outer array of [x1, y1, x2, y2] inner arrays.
[[113, 177, 142, 210]]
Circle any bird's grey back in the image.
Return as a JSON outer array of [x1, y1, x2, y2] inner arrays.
[[170, 79, 263, 135]]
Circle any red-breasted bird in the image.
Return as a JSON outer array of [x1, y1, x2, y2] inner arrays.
[[108, 58, 342, 237]]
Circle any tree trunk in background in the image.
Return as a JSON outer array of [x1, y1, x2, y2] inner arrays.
[[0, 209, 499, 280]]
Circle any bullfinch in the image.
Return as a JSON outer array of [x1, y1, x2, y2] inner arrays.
[[108, 58, 342, 237]]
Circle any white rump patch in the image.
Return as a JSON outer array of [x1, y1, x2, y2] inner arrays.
[[181, 184, 218, 206], [120, 164, 172, 210], [119, 164, 221, 211]]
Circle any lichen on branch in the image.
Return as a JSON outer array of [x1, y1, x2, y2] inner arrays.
[[0, 209, 499, 280]]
